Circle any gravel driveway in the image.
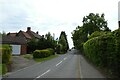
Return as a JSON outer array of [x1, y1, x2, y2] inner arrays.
[[11, 56, 36, 72]]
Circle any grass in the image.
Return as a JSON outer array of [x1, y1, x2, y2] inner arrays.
[[34, 55, 58, 62], [21, 54, 33, 59]]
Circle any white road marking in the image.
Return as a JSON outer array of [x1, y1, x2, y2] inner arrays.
[[56, 61, 63, 66], [36, 69, 51, 78]]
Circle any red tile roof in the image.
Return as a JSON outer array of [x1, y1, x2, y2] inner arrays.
[[18, 30, 32, 39]]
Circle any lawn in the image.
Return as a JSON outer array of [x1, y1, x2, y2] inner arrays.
[[34, 55, 58, 62]]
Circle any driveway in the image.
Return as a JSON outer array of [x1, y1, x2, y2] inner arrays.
[[11, 56, 36, 72]]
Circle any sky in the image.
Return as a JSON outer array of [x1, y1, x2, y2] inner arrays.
[[0, 0, 119, 48]]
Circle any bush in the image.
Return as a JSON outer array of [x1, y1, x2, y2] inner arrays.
[[88, 31, 111, 39], [83, 33, 119, 77], [2, 45, 12, 64], [33, 49, 51, 58], [2, 64, 7, 75], [47, 48, 55, 55]]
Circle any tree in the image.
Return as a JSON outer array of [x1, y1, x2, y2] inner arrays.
[[82, 13, 111, 34], [72, 13, 111, 51], [59, 31, 69, 50], [59, 35, 67, 52]]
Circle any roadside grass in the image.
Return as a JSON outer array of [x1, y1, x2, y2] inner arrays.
[[34, 55, 58, 62], [21, 54, 33, 59]]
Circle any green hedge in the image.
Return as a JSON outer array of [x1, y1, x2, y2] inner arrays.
[[47, 48, 55, 55], [83, 31, 120, 78], [33, 49, 53, 58], [88, 31, 111, 39], [2, 45, 12, 64]]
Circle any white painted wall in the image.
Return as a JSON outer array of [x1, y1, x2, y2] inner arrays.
[[11, 45, 21, 55]]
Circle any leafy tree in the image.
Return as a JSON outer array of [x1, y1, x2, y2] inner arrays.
[[72, 13, 111, 51], [59, 31, 69, 50], [27, 32, 57, 53], [59, 35, 67, 52], [82, 13, 111, 34]]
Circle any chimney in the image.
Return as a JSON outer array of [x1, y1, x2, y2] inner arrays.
[[27, 27, 31, 31], [36, 31, 39, 34]]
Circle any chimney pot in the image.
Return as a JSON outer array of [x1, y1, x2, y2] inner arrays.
[[36, 31, 38, 34], [27, 27, 31, 31]]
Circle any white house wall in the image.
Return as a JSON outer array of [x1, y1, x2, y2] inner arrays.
[[11, 45, 21, 55]]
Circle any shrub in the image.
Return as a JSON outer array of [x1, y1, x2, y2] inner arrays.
[[83, 33, 119, 77], [2, 45, 12, 64], [88, 31, 111, 39], [33, 49, 51, 58], [2, 64, 7, 75], [47, 48, 55, 55]]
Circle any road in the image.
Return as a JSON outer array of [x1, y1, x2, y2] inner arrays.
[[2, 49, 105, 79]]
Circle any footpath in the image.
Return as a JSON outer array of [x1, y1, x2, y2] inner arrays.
[[79, 54, 106, 78]]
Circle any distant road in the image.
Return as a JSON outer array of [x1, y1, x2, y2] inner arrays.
[[3, 49, 105, 79]]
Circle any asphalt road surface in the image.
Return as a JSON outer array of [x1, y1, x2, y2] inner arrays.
[[3, 49, 105, 79]]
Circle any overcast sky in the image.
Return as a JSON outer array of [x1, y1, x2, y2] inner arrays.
[[0, 0, 119, 48]]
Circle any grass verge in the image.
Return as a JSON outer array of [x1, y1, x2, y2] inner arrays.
[[21, 54, 33, 59], [34, 55, 58, 62]]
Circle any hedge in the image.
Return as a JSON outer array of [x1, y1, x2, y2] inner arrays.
[[47, 48, 55, 55], [83, 31, 120, 78], [2, 45, 12, 64], [1, 45, 12, 73], [33, 49, 54, 58]]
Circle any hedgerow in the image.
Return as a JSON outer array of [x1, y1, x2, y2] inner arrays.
[[83, 29, 120, 78]]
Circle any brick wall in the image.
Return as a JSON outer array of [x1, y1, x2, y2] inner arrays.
[[21, 45, 27, 55]]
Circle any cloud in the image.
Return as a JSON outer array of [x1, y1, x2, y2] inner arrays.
[[0, 0, 119, 48]]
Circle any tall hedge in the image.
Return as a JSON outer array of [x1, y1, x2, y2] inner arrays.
[[83, 31, 120, 78], [2, 45, 12, 64], [2, 44, 12, 72]]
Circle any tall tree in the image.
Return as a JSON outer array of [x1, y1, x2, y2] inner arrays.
[[72, 13, 111, 51], [59, 35, 67, 52], [59, 31, 69, 50], [82, 13, 111, 34]]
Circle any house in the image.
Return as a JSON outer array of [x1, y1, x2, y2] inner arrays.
[[2, 27, 41, 55], [1, 36, 27, 55]]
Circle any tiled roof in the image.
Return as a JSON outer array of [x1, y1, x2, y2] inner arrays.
[[7, 33, 17, 37], [18, 31, 32, 39], [29, 31, 41, 38], [1, 36, 27, 45]]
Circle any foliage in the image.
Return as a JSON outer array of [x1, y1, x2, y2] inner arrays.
[[83, 29, 120, 78], [58, 31, 69, 53], [34, 55, 58, 62], [59, 31, 69, 50], [82, 13, 111, 32], [72, 13, 111, 51], [27, 39, 38, 53], [88, 31, 112, 39], [27, 32, 57, 53], [2, 45, 12, 64], [33, 49, 53, 58], [47, 48, 55, 55], [2, 64, 7, 75]]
